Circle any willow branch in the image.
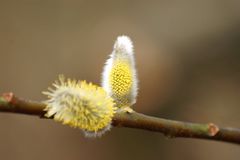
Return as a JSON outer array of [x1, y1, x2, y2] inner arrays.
[[0, 92, 240, 145]]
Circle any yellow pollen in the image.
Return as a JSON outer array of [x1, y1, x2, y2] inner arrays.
[[109, 61, 133, 106]]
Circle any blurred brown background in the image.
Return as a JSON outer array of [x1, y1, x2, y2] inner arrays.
[[0, 0, 240, 160]]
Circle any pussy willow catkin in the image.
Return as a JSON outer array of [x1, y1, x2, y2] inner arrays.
[[43, 75, 116, 137], [101, 36, 138, 109]]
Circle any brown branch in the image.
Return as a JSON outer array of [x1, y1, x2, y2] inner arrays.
[[0, 92, 240, 145]]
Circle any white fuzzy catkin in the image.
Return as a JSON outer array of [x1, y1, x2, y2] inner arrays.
[[101, 35, 138, 108]]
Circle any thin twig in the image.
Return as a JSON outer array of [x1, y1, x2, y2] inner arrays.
[[0, 92, 240, 145]]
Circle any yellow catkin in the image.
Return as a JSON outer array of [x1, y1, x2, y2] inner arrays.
[[43, 75, 116, 136]]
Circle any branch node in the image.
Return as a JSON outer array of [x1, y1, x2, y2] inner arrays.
[[208, 123, 219, 136], [2, 92, 14, 103]]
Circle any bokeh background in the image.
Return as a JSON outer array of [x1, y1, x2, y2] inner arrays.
[[0, 0, 240, 160]]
